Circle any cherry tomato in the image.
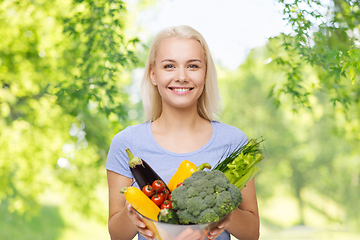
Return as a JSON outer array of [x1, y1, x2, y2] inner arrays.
[[158, 192, 166, 201], [160, 200, 172, 209], [142, 185, 155, 197], [160, 189, 170, 199], [176, 182, 183, 188], [151, 194, 165, 206], [152, 180, 165, 193]]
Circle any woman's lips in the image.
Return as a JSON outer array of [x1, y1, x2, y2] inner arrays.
[[168, 87, 194, 94]]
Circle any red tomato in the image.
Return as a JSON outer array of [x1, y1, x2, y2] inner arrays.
[[142, 185, 155, 197], [160, 200, 172, 209], [160, 189, 170, 199], [152, 180, 165, 193], [176, 182, 183, 188], [151, 194, 165, 206], [158, 189, 170, 201]]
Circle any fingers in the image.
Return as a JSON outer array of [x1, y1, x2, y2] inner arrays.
[[174, 228, 203, 240], [182, 230, 202, 240], [206, 225, 225, 240], [199, 229, 209, 240], [127, 204, 154, 240], [174, 228, 193, 240], [207, 212, 232, 239]]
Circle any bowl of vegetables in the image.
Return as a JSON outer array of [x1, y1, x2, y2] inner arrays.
[[122, 167, 240, 239]]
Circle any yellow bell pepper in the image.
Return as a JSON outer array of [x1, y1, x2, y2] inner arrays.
[[168, 160, 211, 192]]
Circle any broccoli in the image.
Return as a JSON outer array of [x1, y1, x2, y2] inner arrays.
[[171, 170, 242, 224]]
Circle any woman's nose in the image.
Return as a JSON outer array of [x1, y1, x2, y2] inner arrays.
[[175, 68, 188, 82]]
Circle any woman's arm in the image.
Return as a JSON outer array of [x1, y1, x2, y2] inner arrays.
[[227, 178, 260, 240], [107, 170, 137, 240], [208, 178, 260, 240], [108, 169, 157, 240]]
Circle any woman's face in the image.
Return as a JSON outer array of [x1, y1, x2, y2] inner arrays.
[[150, 37, 206, 112]]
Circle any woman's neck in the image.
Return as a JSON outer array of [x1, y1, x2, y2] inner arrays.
[[150, 107, 212, 153], [152, 107, 207, 134]]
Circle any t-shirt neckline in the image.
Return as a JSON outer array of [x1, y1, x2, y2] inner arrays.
[[146, 121, 217, 157]]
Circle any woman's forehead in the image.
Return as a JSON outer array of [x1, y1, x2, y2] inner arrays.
[[156, 37, 205, 61]]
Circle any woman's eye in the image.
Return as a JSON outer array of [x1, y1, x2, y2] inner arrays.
[[164, 64, 174, 69], [188, 64, 199, 69]]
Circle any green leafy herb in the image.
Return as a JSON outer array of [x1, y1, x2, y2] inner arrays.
[[213, 139, 265, 190]]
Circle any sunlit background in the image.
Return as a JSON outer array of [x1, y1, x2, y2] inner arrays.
[[1, 0, 360, 239], [131, 0, 288, 69]]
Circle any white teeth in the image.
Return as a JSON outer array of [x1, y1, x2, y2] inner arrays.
[[172, 88, 190, 92]]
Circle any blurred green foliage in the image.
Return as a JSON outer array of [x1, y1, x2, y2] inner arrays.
[[272, 0, 360, 112], [0, 0, 143, 221], [0, 200, 65, 240]]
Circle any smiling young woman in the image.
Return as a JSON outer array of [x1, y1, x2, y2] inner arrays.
[[106, 25, 260, 240]]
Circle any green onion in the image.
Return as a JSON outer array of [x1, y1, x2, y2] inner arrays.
[[213, 138, 265, 191]]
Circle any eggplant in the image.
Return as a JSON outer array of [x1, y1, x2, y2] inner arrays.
[[126, 148, 169, 190]]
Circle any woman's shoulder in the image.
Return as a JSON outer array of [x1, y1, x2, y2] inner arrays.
[[212, 121, 247, 137], [113, 122, 148, 138], [212, 121, 248, 146], [110, 122, 150, 145]]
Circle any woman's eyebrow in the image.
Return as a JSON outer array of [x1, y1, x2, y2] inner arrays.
[[188, 59, 202, 63], [161, 59, 202, 63], [161, 59, 175, 63]]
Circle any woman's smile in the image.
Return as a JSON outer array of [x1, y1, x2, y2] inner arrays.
[[168, 87, 195, 94]]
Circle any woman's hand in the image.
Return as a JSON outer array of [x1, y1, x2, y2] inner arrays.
[[126, 204, 155, 240], [206, 212, 233, 240]]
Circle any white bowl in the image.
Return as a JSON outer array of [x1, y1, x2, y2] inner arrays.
[[135, 210, 224, 240]]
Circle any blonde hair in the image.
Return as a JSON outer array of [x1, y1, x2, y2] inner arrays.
[[140, 25, 222, 122]]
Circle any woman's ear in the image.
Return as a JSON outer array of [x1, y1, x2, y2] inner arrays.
[[150, 68, 157, 86]]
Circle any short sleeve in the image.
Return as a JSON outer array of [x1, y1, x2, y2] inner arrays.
[[106, 126, 134, 178], [214, 122, 248, 156], [231, 125, 248, 150]]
